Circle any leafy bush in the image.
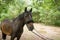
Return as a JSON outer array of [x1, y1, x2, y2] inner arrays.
[[0, 0, 60, 26]]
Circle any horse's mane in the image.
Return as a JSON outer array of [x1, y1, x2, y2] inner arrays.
[[13, 12, 24, 22]]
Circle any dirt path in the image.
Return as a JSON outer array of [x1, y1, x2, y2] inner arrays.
[[0, 23, 60, 40]]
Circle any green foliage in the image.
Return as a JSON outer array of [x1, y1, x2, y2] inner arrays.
[[0, 0, 26, 21], [0, 0, 60, 26], [32, 0, 60, 26]]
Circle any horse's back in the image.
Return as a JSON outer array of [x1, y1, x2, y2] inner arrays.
[[1, 19, 13, 35]]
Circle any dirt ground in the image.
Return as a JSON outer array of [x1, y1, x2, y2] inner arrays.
[[0, 23, 60, 40]]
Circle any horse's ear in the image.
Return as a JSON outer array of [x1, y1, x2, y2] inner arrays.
[[25, 7, 27, 12], [29, 8, 32, 12]]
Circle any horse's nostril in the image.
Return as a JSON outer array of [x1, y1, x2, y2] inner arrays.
[[29, 26, 34, 31]]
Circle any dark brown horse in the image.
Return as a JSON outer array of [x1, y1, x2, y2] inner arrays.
[[1, 7, 34, 40]]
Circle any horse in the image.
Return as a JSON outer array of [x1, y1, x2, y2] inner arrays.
[[1, 7, 34, 40]]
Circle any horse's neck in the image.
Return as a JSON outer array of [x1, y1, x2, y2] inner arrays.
[[14, 18, 25, 26], [12, 13, 25, 27], [12, 18, 25, 32]]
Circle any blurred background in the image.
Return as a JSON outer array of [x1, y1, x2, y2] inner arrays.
[[0, 0, 60, 26], [0, 0, 60, 40]]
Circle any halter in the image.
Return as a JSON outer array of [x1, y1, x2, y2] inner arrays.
[[26, 20, 34, 24]]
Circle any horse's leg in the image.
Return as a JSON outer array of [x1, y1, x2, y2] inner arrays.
[[17, 35, 21, 40], [17, 32, 23, 40], [2, 32, 6, 40], [10, 34, 15, 40], [17, 36, 21, 40]]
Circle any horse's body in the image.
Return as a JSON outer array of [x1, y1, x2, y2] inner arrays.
[[1, 7, 34, 40], [1, 19, 13, 35]]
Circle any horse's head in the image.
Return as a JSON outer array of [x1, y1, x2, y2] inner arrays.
[[23, 7, 34, 31]]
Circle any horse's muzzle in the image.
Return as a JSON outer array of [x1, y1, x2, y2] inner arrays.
[[29, 26, 34, 31], [26, 22, 34, 31]]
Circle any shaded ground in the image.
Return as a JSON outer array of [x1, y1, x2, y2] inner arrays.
[[0, 23, 60, 40]]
